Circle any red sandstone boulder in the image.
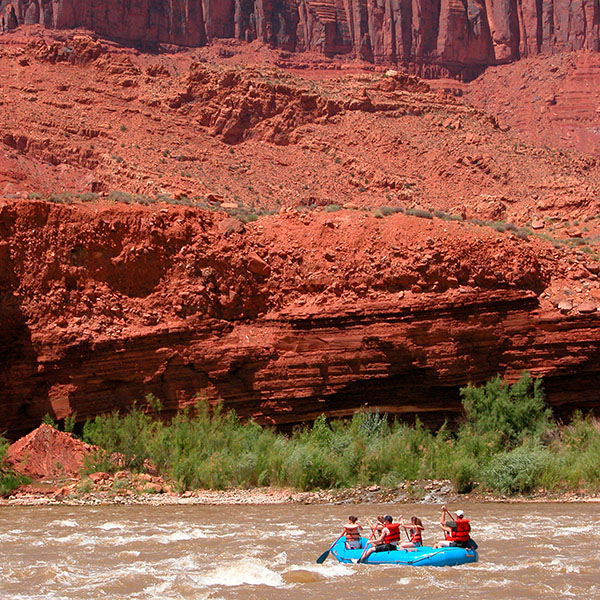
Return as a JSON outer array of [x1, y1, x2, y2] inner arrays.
[[577, 302, 597, 314], [7, 424, 96, 480], [246, 252, 271, 277]]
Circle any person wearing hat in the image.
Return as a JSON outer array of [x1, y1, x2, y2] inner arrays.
[[357, 515, 401, 562], [433, 506, 472, 548]]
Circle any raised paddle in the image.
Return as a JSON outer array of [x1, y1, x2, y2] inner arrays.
[[316, 534, 344, 564], [399, 515, 411, 542], [354, 519, 377, 564]]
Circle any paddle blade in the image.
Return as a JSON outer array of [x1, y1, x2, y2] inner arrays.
[[316, 549, 330, 564]]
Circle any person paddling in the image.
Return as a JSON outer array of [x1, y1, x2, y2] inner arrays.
[[399, 515, 424, 548], [433, 506, 472, 548], [358, 515, 400, 562], [342, 515, 363, 549], [374, 515, 385, 535]]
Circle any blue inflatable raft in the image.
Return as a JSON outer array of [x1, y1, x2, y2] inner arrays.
[[331, 537, 478, 567]]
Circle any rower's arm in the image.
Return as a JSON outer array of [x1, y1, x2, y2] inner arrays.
[[372, 528, 387, 545]]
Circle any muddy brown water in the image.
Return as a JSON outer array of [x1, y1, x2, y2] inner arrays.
[[0, 502, 598, 599]]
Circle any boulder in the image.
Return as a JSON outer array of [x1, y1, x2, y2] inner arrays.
[[246, 252, 271, 277], [7, 424, 96, 480], [577, 302, 597, 314]]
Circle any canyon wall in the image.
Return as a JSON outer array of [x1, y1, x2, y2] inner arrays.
[[1, 199, 599, 440], [2, 0, 600, 77]]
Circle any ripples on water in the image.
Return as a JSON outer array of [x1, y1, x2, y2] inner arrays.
[[0, 503, 598, 599]]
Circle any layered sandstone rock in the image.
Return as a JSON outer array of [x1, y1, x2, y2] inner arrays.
[[2, 0, 600, 77], [1, 199, 599, 440]]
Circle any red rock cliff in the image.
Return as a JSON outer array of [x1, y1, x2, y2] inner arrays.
[[1, 199, 599, 440], [2, 0, 600, 78]]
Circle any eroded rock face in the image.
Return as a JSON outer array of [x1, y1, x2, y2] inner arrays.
[[1, 199, 599, 439], [2, 0, 600, 77]]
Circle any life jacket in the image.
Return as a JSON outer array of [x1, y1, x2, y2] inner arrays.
[[410, 527, 422, 544], [344, 524, 360, 541], [383, 523, 400, 545], [450, 518, 471, 542]]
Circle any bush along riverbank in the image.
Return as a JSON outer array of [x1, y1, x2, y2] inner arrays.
[[2, 373, 599, 499]]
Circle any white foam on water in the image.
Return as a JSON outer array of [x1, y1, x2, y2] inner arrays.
[[119, 550, 141, 558], [553, 524, 599, 536], [161, 553, 203, 573], [135, 589, 220, 600], [421, 571, 454, 589], [51, 519, 79, 528], [194, 558, 285, 588], [281, 525, 307, 538], [272, 551, 287, 565], [137, 574, 178, 597], [396, 577, 412, 585], [470, 559, 555, 573], [98, 521, 126, 531], [548, 558, 581, 574], [292, 561, 355, 578], [51, 532, 95, 546], [557, 584, 579, 597], [0, 532, 22, 543], [159, 528, 211, 543], [108, 527, 212, 546]]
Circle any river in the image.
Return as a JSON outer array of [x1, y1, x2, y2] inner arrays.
[[0, 502, 597, 599]]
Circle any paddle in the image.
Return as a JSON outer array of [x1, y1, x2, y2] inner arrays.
[[399, 515, 411, 542], [316, 534, 344, 564], [355, 519, 377, 564]]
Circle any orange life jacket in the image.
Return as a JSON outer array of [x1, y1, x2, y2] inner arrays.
[[383, 523, 400, 545], [410, 527, 422, 544], [344, 524, 361, 541], [450, 518, 471, 542]]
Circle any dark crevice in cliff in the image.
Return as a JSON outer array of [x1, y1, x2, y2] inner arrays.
[[315, 371, 464, 429], [281, 291, 540, 331]]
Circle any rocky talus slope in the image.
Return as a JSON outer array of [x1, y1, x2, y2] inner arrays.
[[3, 0, 600, 77]]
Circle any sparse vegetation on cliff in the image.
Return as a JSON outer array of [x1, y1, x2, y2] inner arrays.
[[77, 374, 600, 496]]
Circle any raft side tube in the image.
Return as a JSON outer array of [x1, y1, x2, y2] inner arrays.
[[331, 536, 478, 567]]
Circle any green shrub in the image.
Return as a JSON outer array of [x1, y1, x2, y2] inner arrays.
[[82, 401, 157, 470], [0, 434, 29, 496], [482, 445, 550, 494], [406, 208, 433, 219], [42, 413, 58, 429], [459, 373, 552, 452], [108, 190, 134, 204], [451, 457, 479, 494], [73, 374, 600, 495]]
